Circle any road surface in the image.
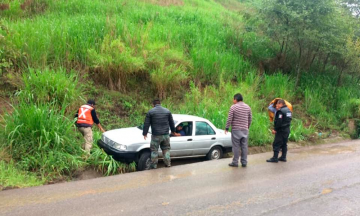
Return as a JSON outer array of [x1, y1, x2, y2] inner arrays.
[[1, 140, 360, 216]]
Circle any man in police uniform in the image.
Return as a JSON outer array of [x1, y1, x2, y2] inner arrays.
[[142, 99, 176, 169], [75, 99, 105, 153], [267, 99, 292, 163]]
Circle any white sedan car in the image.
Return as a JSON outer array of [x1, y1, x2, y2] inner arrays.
[[97, 114, 232, 170]]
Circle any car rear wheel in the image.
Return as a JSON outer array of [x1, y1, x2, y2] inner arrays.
[[206, 146, 223, 160], [137, 151, 151, 171]]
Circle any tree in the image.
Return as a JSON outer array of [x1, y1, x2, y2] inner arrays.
[[260, 0, 358, 86]]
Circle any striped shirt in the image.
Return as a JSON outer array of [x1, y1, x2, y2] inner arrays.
[[226, 102, 252, 131]]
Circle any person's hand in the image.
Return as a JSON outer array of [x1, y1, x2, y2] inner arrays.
[[144, 135, 147, 140], [225, 130, 228, 135], [272, 130, 276, 134]]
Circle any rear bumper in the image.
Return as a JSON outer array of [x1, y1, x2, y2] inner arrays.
[[97, 140, 139, 163]]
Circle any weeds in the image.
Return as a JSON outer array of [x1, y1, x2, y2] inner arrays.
[[87, 131, 137, 175], [0, 160, 44, 190]]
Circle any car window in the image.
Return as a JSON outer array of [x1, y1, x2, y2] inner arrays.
[[175, 121, 193, 136], [195, 122, 216, 136]]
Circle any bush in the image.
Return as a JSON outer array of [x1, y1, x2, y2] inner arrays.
[[87, 34, 145, 91], [259, 73, 295, 102], [1, 103, 85, 179], [19, 68, 79, 111], [0, 68, 85, 180], [148, 47, 190, 99]]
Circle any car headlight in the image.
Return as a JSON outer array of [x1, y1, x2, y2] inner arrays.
[[114, 143, 127, 151], [101, 135, 107, 143], [101, 136, 127, 150]]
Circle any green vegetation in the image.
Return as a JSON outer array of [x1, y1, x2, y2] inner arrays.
[[0, 0, 359, 188], [0, 160, 44, 189]]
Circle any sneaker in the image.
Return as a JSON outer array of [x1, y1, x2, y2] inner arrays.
[[278, 158, 287, 162], [241, 164, 247, 167], [228, 163, 239, 167], [165, 165, 171, 168], [266, 158, 278, 163]]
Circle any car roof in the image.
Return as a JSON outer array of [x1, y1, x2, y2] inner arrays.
[[173, 114, 209, 122]]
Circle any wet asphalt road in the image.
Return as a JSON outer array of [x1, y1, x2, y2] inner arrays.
[[1, 140, 360, 216]]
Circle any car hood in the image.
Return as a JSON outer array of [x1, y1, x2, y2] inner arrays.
[[102, 127, 148, 145]]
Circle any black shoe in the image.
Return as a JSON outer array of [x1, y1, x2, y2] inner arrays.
[[165, 165, 171, 168], [278, 158, 287, 162], [266, 158, 278, 163], [241, 164, 247, 167], [228, 163, 238, 167]]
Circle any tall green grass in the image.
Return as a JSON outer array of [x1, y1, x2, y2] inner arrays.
[[259, 73, 296, 102], [87, 131, 137, 175], [0, 68, 85, 180], [1, 0, 246, 86], [1, 102, 85, 179], [20, 68, 79, 109], [0, 160, 44, 189], [301, 73, 360, 128]]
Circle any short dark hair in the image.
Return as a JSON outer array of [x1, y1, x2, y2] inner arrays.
[[87, 99, 96, 105], [233, 93, 243, 102], [153, 99, 161, 105], [277, 99, 285, 105]]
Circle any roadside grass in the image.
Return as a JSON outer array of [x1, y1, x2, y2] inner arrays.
[[0, 68, 136, 186], [0, 160, 45, 190], [87, 131, 137, 175]]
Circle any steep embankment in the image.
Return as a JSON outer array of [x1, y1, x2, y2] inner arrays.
[[0, 0, 359, 188]]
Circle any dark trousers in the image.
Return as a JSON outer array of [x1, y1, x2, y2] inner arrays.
[[272, 128, 290, 159]]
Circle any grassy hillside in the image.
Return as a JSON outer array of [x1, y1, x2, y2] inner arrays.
[[0, 0, 359, 188]]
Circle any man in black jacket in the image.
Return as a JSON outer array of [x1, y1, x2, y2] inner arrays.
[[143, 99, 176, 169], [267, 99, 292, 163]]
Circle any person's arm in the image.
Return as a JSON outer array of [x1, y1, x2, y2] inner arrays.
[[248, 108, 252, 129], [173, 132, 181, 137], [268, 104, 276, 113], [91, 109, 105, 132], [168, 112, 176, 134], [96, 123, 105, 133], [274, 110, 283, 132], [225, 106, 234, 134], [143, 112, 151, 139]]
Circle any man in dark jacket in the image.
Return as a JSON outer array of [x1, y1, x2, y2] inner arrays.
[[267, 99, 292, 163], [142, 99, 176, 169]]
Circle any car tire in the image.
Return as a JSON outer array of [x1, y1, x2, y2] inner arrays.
[[206, 146, 223, 160], [137, 151, 151, 171]]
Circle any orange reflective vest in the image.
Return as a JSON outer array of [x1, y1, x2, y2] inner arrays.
[[76, 104, 94, 125], [268, 98, 293, 122]]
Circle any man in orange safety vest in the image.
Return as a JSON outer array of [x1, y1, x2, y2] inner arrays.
[[75, 99, 105, 153]]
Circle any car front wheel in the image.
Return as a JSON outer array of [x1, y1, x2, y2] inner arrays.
[[206, 146, 223, 160], [137, 151, 151, 171]]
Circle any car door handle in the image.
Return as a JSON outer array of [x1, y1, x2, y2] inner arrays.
[[211, 137, 216, 140], [187, 139, 193, 141]]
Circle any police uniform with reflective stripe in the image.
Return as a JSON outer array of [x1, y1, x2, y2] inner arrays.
[[273, 105, 292, 159]]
